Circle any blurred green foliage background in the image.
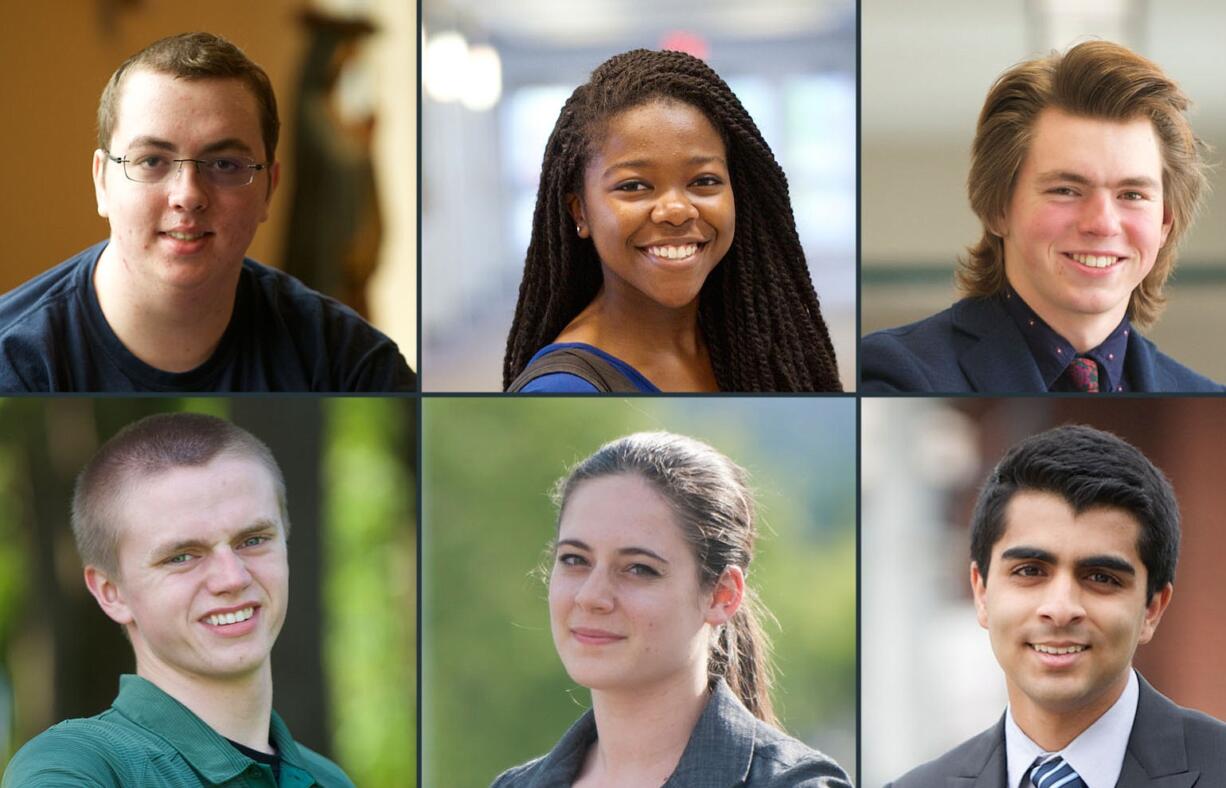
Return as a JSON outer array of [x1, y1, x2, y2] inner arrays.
[[0, 397, 416, 786], [423, 397, 856, 786]]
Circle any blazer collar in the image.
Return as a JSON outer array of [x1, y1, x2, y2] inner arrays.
[[1117, 674, 1200, 788], [948, 715, 1009, 788], [951, 298, 1047, 393]]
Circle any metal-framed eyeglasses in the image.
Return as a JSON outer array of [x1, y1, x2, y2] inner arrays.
[[105, 150, 269, 188]]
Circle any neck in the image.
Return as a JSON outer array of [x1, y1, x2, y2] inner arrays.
[[93, 242, 239, 373], [136, 657, 275, 753], [578, 670, 709, 785], [1008, 670, 1129, 751], [557, 287, 718, 391]]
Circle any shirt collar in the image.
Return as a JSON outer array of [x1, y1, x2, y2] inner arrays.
[[110, 674, 316, 784], [999, 286, 1131, 393], [1005, 669, 1140, 788]]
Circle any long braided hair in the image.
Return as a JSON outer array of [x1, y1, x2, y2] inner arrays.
[[503, 49, 842, 392]]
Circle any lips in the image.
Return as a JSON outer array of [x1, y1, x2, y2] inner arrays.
[[639, 240, 708, 263], [1065, 252, 1124, 269], [571, 627, 625, 645], [200, 603, 260, 636]]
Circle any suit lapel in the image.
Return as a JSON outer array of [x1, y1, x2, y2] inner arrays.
[[1122, 331, 1167, 393], [951, 299, 1048, 392], [1116, 675, 1200, 788], [948, 717, 1010, 788]]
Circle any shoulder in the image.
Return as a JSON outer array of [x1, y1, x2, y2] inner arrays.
[[1135, 679, 1226, 768], [745, 719, 852, 788], [240, 260, 415, 392], [489, 755, 547, 788], [860, 304, 962, 393], [0, 246, 93, 329], [518, 372, 600, 393], [885, 723, 1003, 788], [1129, 333, 1225, 392], [2, 714, 141, 787], [291, 742, 356, 788]]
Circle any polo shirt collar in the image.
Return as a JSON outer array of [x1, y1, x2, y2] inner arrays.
[[111, 674, 314, 784]]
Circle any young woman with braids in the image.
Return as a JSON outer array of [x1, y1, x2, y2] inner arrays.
[[492, 433, 851, 787], [504, 50, 843, 392]]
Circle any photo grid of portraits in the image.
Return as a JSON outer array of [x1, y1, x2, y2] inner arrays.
[[2, 1, 1225, 787]]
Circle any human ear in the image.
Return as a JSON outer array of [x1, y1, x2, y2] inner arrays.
[[705, 565, 745, 626], [970, 562, 989, 630], [1138, 582, 1174, 645], [1159, 203, 1173, 248], [261, 160, 281, 219], [566, 193, 589, 238], [92, 149, 110, 219], [83, 565, 134, 626]]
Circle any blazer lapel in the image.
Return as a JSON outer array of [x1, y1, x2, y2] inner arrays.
[[951, 299, 1048, 393], [1122, 332, 1169, 393], [1116, 675, 1200, 788], [949, 716, 1010, 788]]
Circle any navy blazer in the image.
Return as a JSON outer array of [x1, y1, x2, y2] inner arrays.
[[861, 297, 1223, 394], [885, 674, 1226, 788]]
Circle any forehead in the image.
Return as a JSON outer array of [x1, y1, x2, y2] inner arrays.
[[113, 454, 283, 556], [111, 68, 264, 152], [996, 490, 1144, 563], [559, 474, 689, 554], [587, 99, 726, 169], [1021, 108, 1164, 181]]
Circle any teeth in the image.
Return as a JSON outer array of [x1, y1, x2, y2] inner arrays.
[[167, 231, 206, 241], [1071, 253, 1117, 268], [1031, 643, 1086, 655], [206, 607, 254, 627], [647, 243, 698, 260]]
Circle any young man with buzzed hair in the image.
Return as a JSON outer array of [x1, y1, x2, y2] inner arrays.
[[887, 425, 1226, 788], [0, 32, 414, 392], [862, 41, 1222, 393], [2, 412, 353, 787]]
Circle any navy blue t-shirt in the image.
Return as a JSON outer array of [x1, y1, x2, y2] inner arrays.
[[0, 242, 415, 392]]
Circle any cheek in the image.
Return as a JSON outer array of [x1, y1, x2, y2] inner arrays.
[[1013, 203, 1069, 254]]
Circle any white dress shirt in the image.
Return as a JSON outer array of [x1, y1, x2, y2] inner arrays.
[[1005, 668, 1140, 788]]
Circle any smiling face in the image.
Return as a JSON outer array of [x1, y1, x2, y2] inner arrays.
[[85, 453, 289, 686], [971, 490, 1172, 728], [549, 473, 736, 695], [568, 99, 735, 310], [92, 68, 279, 296], [1001, 108, 1172, 340]]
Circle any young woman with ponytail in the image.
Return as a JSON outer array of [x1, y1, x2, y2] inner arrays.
[[492, 432, 850, 787]]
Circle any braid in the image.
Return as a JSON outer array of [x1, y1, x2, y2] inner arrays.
[[504, 49, 842, 391]]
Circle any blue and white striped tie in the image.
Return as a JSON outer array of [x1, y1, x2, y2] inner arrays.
[[1028, 754, 1086, 788]]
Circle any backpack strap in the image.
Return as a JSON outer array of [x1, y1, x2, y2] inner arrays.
[[507, 347, 641, 393]]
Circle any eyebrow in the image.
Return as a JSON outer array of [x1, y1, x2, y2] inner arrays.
[[1035, 170, 1161, 190], [1000, 545, 1136, 576], [124, 135, 255, 156], [602, 155, 726, 178], [150, 519, 280, 562], [556, 538, 670, 564]]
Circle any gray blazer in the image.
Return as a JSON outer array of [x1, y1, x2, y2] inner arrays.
[[491, 680, 851, 787], [884, 674, 1226, 787]]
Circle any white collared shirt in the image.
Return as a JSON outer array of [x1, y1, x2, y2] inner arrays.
[[1005, 669, 1139, 788]]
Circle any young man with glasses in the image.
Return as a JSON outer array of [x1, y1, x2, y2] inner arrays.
[[0, 33, 415, 392]]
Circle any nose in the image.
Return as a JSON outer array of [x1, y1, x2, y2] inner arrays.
[[206, 547, 254, 595], [651, 186, 699, 226], [1078, 191, 1121, 237], [573, 568, 615, 613], [167, 160, 209, 213], [1035, 573, 1085, 628]]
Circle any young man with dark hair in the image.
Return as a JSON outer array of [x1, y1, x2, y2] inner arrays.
[[2, 413, 353, 787], [0, 32, 415, 392], [887, 425, 1226, 787], [862, 41, 1221, 393]]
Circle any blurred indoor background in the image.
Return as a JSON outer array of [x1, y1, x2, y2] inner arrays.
[[861, 397, 1226, 787], [0, 397, 416, 786], [862, 0, 1226, 383], [422, 397, 856, 785], [422, 0, 856, 390], [0, 0, 417, 369]]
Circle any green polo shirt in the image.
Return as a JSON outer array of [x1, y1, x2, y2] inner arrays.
[[2, 675, 353, 787]]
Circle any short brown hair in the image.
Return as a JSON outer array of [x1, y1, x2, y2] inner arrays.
[[958, 40, 1209, 328], [97, 32, 280, 163], [72, 412, 289, 577]]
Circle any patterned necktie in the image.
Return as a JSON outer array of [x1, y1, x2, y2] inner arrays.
[[1065, 356, 1100, 393], [1028, 754, 1086, 788]]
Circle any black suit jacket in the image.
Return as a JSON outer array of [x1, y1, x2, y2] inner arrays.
[[861, 297, 1224, 394], [884, 675, 1226, 787]]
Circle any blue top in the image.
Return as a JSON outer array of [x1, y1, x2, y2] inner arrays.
[[0, 241, 415, 392], [519, 342, 660, 393]]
